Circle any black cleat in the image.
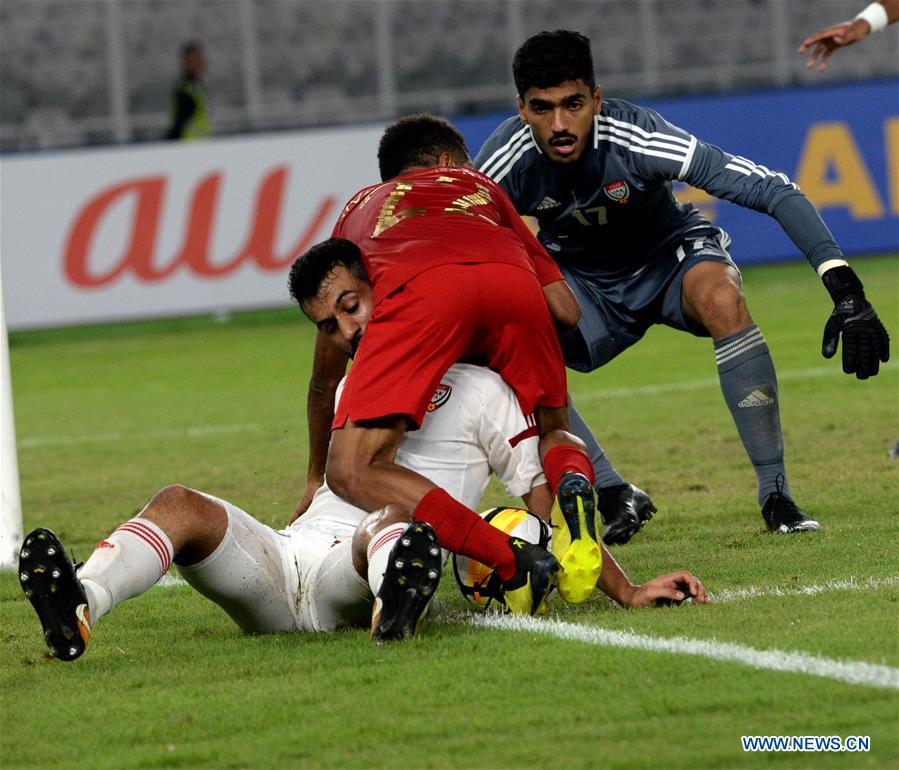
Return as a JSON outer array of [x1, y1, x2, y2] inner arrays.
[[598, 483, 657, 545], [502, 537, 560, 615], [762, 481, 820, 534], [371, 522, 442, 642], [19, 528, 91, 661]]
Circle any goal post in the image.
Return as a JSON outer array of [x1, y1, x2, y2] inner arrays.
[[0, 258, 23, 570]]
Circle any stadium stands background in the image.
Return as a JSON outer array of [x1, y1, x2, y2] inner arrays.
[[2, 0, 897, 152]]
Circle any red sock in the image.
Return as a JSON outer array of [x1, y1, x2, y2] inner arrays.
[[542, 444, 595, 494], [413, 488, 516, 581]]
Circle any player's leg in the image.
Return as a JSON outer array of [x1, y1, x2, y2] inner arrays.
[[558, 265, 658, 544], [19, 484, 228, 660], [677, 244, 819, 532], [477, 263, 600, 603]]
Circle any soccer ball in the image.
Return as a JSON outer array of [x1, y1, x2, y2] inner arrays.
[[452, 507, 551, 609]]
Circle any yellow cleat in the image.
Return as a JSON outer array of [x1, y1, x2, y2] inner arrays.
[[551, 473, 602, 604]]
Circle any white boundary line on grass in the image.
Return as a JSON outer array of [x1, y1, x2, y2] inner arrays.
[[19, 422, 260, 449], [573, 360, 896, 403], [468, 613, 899, 691], [156, 571, 898, 689], [20, 362, 896, 449], [711, 575, 899, 603]]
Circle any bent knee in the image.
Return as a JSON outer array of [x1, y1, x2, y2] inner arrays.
[[694, 283, 751, 332], [145, 484, 218, 523], [352, 504, 412, 557]]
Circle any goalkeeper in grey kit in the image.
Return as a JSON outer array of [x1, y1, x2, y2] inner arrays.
[[475, 30, 889, 537]]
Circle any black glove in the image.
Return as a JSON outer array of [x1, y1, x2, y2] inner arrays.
[[821, 266, 890, 379]]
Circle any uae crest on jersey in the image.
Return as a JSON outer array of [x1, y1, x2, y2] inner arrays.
[[604, 180, 629, 204], [427, 383, 452, 412]]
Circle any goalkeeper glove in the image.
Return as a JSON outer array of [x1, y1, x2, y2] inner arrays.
[[821, 265, 890, 379]]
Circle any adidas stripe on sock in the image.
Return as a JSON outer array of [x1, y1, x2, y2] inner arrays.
[[714, 324, 792, 505], [77, 517, 174, 623]]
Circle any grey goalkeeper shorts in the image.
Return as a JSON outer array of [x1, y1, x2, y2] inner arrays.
[[559, 226, 738, 372]]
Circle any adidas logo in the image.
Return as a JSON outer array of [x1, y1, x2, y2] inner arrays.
[[737, 389, 774, 408], [536, 196, 561, 211]]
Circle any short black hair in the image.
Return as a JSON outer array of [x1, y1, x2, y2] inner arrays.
[[377, 114, 470, 182], [513, 30, 596, 97], [288, 237, 369, 309], [181, 40, 203, 57]]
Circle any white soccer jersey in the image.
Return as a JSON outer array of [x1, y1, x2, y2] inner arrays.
[[297, 362, 545, 534]]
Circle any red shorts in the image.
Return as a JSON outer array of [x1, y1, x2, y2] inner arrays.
[[334, 262, 568, 430]]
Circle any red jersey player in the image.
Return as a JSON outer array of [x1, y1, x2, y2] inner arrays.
[[290, 115, 603, 612]]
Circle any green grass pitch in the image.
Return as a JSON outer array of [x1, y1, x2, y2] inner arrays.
[[2, 255, 897, 769]]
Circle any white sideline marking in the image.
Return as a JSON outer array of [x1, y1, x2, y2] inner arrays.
[[574, 361, 896, 403], [469, 613, 899, 690], [19, 362, 896, 449], [711, 575, 899, 603], [156, 572, 898, 689], [20, 422, 260, 449]]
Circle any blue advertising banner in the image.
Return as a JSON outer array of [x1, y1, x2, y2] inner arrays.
[[456, 79, 899, 264]]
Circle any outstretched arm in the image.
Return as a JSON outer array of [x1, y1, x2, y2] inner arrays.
[[798, 1, 898, 72], [640, 107, 891, 379], [597, 546, 710, 607]]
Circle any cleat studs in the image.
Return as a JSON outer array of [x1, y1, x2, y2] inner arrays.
[[20, 549, 30, 559], [20, 572, 28, 582], [397, 577, 407, 586], [51, 569, 61, 579], [427, 570, 438, 580], [50, 584, 57, 594], [68, 647, 78, 657], [395, 559, 404, 569], [37, 533, 46, 540], [429, 546, 440, 557], [401, 537, 411, 547], [25, 589, 33, 598], [421, 586, 433, 596], [46, 547, 56, 556]]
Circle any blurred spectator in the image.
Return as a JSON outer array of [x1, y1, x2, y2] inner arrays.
[[798, 0, 899, 71], [165, 40, 211, 140]]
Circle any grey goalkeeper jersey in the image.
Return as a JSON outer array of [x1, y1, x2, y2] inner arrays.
[[475, 99, 843, 282]]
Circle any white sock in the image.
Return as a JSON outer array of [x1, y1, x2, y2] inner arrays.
[[76, 517, 174, 624], [365, 522, 408, 596]]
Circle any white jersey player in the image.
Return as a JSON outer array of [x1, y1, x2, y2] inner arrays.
[[18, 364, 552, 659]]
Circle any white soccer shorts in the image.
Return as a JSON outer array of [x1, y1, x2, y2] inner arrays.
[[176, 495, 371, 634]]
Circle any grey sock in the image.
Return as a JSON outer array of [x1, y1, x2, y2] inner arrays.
[[567, 397, 626, 488], [715, 324, 791, 505]]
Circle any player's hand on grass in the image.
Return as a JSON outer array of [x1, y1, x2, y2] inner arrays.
[[798, 19, 870, 72], [625, 571, 710, 608], [290, 478, 324, 525], [821, 266, 890, 380]]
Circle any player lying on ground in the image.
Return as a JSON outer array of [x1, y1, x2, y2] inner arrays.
[[292, 115, 608, 612], [476, 30, 890, 536], [798, 0, 899, 72], [19, 364, 707, 662]]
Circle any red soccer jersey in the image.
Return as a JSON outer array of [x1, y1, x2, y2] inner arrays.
[[331, 166, 563, 305]]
